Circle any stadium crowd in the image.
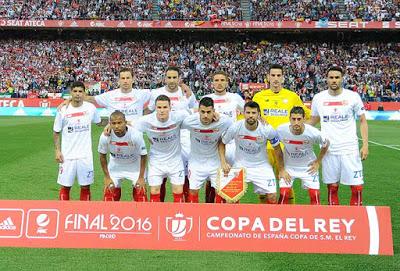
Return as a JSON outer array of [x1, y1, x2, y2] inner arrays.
[[0, 0, 399, 21], [0, 39, 399, 102]]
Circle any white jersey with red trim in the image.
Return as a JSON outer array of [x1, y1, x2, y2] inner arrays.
[[135, 111, 189, 163], [204, 92, 244, 121], [311, 89, 365, 154], [276, 123, 328, 168], [182, 114, 232, 167], [94, 88, 151, 122], [98, 127, 147, 168], [53, 102, 100, 160], [148, 86, 198, 112], [222, 120, 279, 168]]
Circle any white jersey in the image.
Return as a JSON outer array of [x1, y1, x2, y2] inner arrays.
[[53, 102, 100, 160], [311, 89, 365, 154], [204, 92, 244, 121], [135, 111, 189, 163], [276, 123, 328, 168], [148, 86, 198, 112], [94, 88, 151, 122], [222, 120, 279, 168], [182, 114, 232, 166], [98, 127, 147, 167]]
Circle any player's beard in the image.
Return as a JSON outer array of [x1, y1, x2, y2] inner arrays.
[[246, 118, 257, 126]]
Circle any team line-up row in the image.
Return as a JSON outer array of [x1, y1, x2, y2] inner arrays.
[[53, 65, 368, 205]]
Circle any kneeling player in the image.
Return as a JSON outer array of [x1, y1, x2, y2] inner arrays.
[[53, 81, 101, 200], [276, 107, 329, 205], [136, 95, 190, 203], [98, 111, 148, 201], [222, 101, 289, 204]]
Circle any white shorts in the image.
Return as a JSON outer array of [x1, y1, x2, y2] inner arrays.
[[147, 158, 185, 187], [322, 152, 364, 185], [180, 130, 191, 175], [188, 161, 219, 190], [242, 166, 277, 194], [109, 164, 141, 188], [279, 167, 320, 190], [225, 141, 236, 165], [57, 157, 94, 187]]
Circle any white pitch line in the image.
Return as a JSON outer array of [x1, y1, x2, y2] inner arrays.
[[360, 138, 400, 151]]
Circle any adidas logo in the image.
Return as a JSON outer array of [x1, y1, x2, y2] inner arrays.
[[0, 217, 17, 230]]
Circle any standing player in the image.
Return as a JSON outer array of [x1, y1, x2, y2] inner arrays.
[[309, 66, 368, 206], [98, 111, 148, 202], [53, 81, 101, 200], [182, 97, 232, 203], [276, 107, 329, 205], [222, 101, 289, 204], [136, 95, 190, 203], [148, 66, 197, 202], [203, 71, 245, 202], [253, 64, 311, 204]]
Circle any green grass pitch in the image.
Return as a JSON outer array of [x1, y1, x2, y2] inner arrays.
[[0, 117, 398, 270]]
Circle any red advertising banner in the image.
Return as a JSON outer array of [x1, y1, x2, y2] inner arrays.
[[0, 98, 64, 108], [0, 200, 393, 255], [0, 19, 399, 30]]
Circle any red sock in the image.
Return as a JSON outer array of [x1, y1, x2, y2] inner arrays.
[[279, 188, 291, 204], [104, 188, 114, 201], [173, 193, 184, 203], [215, 194, 226, 203], [266, 198, 276, 204], [150, 193, 160, 202], [133, 187, 148, 202], [188, 193, 199, 203], [183, 177, 190, 202], [114, 188, 122, 201], [308, 189, 320, 205], [160, 178, 167, 202], [205, 181, 215, 203], [80, 187, 91, 201], [350, 185, 363, 206], [327, 184, 339, 205], [59, 186, 71, 200]]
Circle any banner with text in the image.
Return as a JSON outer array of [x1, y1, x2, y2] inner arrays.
[[0, 20, 399, 30], [0, 200, 393, 255]]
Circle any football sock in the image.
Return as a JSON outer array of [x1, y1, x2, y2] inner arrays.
[[308, 189, 320, 205], [327, 184, 339, 205], [188, 193, 199, 203], [59, 186, 71, 201], [350, 185, 363, 206], [173, 193, 184, 203], [183, 177, 190, 202], [150, 193, 160, 202], [133, 187, 147, 202], [80, 187, 91, 201], [215, 194, 226, 203], [279, 188, 291, 204]]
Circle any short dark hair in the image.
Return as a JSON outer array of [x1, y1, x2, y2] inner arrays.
[[290, 106, 305, 117], [268, 64, 284, 73], [166, 66, 180, 75], [119, 68, 133, 76], [212, 71, 229, 80], [110, 110, 126, 121], [199, 97, 214, 108], [327, 65, 344, 75], [70, 81, 85, 90], [244, 101, 260, 113], [155, 94, 171, 105]]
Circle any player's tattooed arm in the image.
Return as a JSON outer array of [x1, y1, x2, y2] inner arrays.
[[53, 132, 64, 163]]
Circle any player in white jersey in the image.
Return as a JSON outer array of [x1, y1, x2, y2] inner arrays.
[[276, 106, 329, 205], [309, 66, 368, 206], [53, 81, 101, 201], [98, 111, 148, 202], [223, 101, 290, 204], [204, 71, 245, 202], [58, 68, 151, 122], [182, 97, 233, 203], [136, 95, 190, 203], [148, 67, 197, 202]]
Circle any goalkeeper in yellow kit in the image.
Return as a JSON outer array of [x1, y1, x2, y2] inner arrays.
[[253, 64, 311, 204]]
